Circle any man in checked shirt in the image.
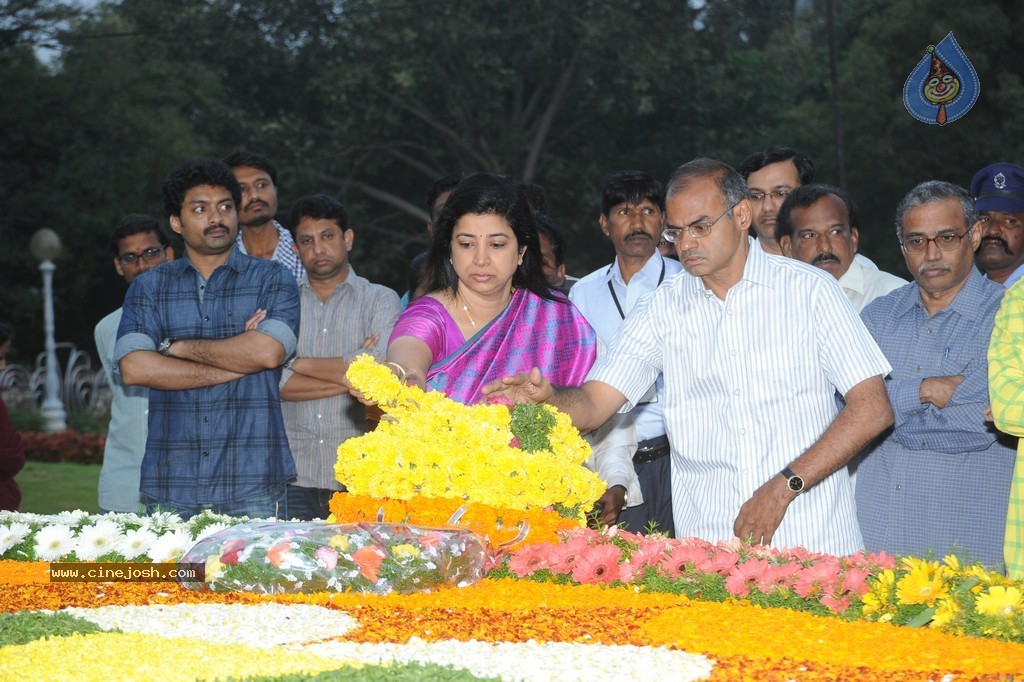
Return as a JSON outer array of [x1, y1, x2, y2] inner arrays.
[[280, 194, 401, 520]]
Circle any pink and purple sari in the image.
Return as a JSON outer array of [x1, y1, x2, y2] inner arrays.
[[388, 289, 597, 404]]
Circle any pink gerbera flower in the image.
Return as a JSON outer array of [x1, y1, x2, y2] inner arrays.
[[549, 536, 590, 574], [706, 549, 740, 575], [793, 559, 841, 598], [821, 593, 852, 613], [840, 566, 871, 596], [508, 543, 554, 577], [571, 544, 622, 584], [658, 544, 709, 578], [724, 558, 771, 597], [757, 562, 801, 592]]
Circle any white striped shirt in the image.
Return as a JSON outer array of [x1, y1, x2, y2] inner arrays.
[[589, 239, 891, 555]]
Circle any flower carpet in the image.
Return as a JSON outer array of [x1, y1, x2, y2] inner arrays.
[[6, 359, 1024, 680], [3, 513, 1024, 680]]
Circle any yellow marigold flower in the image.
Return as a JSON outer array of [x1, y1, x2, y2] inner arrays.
[[896, 561, 948, 606], [975, 585, 1024, 618]]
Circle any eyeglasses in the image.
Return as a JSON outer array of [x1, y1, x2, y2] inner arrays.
[[748, 189, 791, 203], [898, 230, 969, 255], [661, 201, 740, 242], [117, 246, 166, 266]]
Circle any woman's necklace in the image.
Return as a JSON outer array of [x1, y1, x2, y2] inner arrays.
[[456, 290, 477, 328]]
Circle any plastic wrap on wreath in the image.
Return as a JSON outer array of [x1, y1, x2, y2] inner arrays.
[[179, 521, 489, 595]]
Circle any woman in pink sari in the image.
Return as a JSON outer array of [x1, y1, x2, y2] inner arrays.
[[387, 173, 596, 404]]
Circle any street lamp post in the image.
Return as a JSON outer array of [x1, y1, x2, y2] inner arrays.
[[29, 228, 67, 432]]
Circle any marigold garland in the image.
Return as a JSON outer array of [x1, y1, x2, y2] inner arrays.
[[328, 494, 579, 546], [336, 355, 604, 515]]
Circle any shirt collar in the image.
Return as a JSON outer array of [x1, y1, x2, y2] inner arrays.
[[298, 265, 362, 293], [894, 265, 990, 320], [178, 243, 250, 278], [837, 256, 867, 295], [608, 252, 665, 286]]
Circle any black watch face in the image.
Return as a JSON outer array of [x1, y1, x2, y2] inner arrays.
[[788, 476, 804, 492]]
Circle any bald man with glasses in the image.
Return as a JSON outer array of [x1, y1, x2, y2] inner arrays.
[[486, 158, 893, 555]]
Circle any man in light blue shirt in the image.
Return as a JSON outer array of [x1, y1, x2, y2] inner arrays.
[[94, 215, 174, 513], [570, 171, 681, 535], [858, 180, 1015, 565]]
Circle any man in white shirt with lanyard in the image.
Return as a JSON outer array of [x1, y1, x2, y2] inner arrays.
[[486, 158, 893, 555], [569, 171, 682, 535]]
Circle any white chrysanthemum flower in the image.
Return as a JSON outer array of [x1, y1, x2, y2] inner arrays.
[[147, 529, 195, 563], [34, 524, 77, 561], [120, 528, 158, 560], [53, 510, 90, 527], [141, 511, 185, 535], [0, 522, 32, 554], [75, 520, 123, 561], [192, 522, 230, 542]]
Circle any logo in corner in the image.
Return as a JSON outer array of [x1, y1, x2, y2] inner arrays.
[[903, 32, 979, 126]]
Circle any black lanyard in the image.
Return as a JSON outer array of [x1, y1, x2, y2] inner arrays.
[[607, 258, 666, 320]]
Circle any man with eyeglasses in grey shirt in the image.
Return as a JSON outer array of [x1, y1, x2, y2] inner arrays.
[[94, 214, 174, 513]]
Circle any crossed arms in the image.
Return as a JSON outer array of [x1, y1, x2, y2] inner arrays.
[[120, 309, 286, 390]]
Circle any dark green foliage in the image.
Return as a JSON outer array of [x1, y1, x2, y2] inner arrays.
[[4, 0, 1022, 360]]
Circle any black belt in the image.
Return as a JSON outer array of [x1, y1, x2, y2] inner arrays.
[[633, 435, 670, 465]]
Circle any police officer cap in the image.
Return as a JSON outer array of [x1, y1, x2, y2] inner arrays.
[[971, 162, 1024, 213]]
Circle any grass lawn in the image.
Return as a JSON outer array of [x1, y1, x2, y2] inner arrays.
[[17, 461, 101, 514]]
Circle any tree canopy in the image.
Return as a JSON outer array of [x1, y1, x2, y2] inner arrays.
[[2, 0, 1022, 359]]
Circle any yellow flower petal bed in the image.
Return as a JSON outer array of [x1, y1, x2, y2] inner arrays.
[[642, 602, 1024, 678], [328, 493, 580, 546], [0, 632, 351, 681]]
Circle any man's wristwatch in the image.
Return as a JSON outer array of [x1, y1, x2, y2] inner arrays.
[[780, 466, 805, 494], [157, 338, 178, 357]]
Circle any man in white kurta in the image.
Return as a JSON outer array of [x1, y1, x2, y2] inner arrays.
[[483, 158, 893, 556]]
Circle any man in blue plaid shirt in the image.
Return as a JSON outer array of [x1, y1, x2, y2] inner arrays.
[[115, 158, 300, 519]]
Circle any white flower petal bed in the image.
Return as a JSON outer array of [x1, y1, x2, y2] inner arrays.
[[64, 603, 359, 647], [58, 604, 714, 682], [301, 637, 714, 682]]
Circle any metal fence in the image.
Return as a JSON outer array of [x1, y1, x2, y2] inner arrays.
[[0, 343, 111, 417]]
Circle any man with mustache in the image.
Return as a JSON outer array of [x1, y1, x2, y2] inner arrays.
[[971, 162, 1024, 288], [115, 158, 300, 518], [857, 181, 1015, 566], [776, 184, 905, 312], [568, 170, 682, 535], [280, 194, 401, 520], [225, 151, 305, 282]]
